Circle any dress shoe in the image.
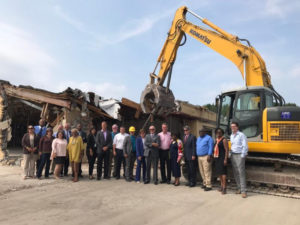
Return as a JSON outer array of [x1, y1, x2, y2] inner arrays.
[[166, 180, 171, 184], [97, 177, 101, 180], [116, 177, 120, 180], [185, 182, 191, 187], [174, 183, 180, 186], [189, 183, 196, 187], [104, 176, 110, 180], [201, 185, 206, 189], [144, 181, 150, 184], [126, 178, 131, 182], [154, 181, 158, 185], [222, 188, 227, 195], [160, 180, 167, 184], [204, 187, 212, 191], [242, 193, 247, 198]]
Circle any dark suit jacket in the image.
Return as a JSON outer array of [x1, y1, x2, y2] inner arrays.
[[183, 134, 196, 160], [144, 134, 161, 158], [79, 130, 87, 143], [95, 130, 112, 154], [22, 133, 39, 154], [136, 136, 144, 157], [87, 133, 97, 155]]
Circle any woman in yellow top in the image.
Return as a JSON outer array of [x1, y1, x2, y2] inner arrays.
[[67, 128, 84, 182]]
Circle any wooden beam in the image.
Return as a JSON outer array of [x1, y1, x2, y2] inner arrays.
[[121, 98, 143, 119], [3, 85, 71, 109], [40, 103, 49, 120], [121, 98, 142, 110], [49, 111, 65, 127], [72, 98, 113, 119], [18, 99, 43, 111]]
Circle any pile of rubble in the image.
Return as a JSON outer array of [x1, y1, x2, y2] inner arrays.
[[0, 80, 216, 162]]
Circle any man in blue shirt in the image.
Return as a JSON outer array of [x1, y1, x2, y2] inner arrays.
[[230, 122, 248, 198], [196, 128, 214, 191], [34, 119, 47, 138], [34, 119, 47, 176]]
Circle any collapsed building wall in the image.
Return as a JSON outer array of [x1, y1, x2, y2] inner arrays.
[[0, 80, 113, 161], [0, 80, 217, 162], [118, 98, 216, 138], [0, 82, 12, 160]]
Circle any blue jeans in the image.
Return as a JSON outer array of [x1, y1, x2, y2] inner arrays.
[[37, 153, 51, 178], [135, 156, 146, 182]]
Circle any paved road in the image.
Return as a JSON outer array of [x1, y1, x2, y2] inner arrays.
[[0, 165, 299, 225]]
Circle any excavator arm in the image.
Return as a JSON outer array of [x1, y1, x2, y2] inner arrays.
[[140, 6, 272, 115]]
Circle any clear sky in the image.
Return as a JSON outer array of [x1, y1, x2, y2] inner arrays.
[[1, 0, 300, 106]]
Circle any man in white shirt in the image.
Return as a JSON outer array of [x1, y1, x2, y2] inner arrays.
[[113, 126, 129, 179], [230, 122, 248, 198]]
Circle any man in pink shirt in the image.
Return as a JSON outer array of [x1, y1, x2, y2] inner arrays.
[[158, 123, 172, 184]]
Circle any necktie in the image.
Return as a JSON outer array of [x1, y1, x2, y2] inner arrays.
[[184, 135, 188, 143], [38, 127, 43, 137]]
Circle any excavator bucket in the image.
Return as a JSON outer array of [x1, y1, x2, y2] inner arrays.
[[140, 84, 177, 116]]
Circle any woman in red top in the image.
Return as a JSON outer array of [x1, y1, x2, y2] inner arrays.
[[170, 133, 183, 186], [213, 128, 229, 194], [37, 128, 54, 179]]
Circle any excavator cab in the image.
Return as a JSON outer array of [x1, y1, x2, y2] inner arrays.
[[217, 87, 283, 139]]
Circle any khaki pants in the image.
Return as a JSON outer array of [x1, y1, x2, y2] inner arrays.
[[198, 155, 212, 188], [23, 154, 38, 177]]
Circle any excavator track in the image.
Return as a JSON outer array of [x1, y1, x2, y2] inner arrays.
[[182, 155, 300, 199], [224, 183, 300, 199]]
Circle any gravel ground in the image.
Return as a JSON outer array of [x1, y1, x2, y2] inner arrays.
[[0, 165, 299, 225]]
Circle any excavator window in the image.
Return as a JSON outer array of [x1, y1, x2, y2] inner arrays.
[[236, 93, 260, 111], [234, 92, 261, 137], [266, 94, 274, 107], [219, 95, 234, 135]]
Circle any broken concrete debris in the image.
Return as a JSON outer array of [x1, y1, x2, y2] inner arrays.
[[0, 80, 216, 161]]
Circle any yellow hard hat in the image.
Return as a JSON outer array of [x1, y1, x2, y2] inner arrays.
[[129, 126, 136, 132]]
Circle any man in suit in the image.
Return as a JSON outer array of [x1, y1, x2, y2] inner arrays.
[[123, 126, 137, 182], [96, 121, 112, 180], [63, 123, 71, 176], [144, 125, 161, 185], [183, 125, 197, 187], [77, 123, 87, 177], [110, 124, 119, 178]]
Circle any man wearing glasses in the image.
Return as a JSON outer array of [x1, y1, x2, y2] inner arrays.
[[183, 125, 197, 187], [230, 122, 248, 198], [144, 125, 161, 185]]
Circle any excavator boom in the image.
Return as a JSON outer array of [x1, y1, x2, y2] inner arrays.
[[141, 6, 272, 115]]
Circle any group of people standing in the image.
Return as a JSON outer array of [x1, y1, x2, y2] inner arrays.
[[21, 119, 248, 198], [182, 122, 248, 198]]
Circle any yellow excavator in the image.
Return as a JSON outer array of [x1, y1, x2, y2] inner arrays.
[[140, 6, 300, 194]]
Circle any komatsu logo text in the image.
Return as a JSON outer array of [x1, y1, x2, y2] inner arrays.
[[189, 29, 211, 44]]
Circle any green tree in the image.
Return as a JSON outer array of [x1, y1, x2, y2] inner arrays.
[[285, 103, 297, 106], [203, 103, 217, 112]]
